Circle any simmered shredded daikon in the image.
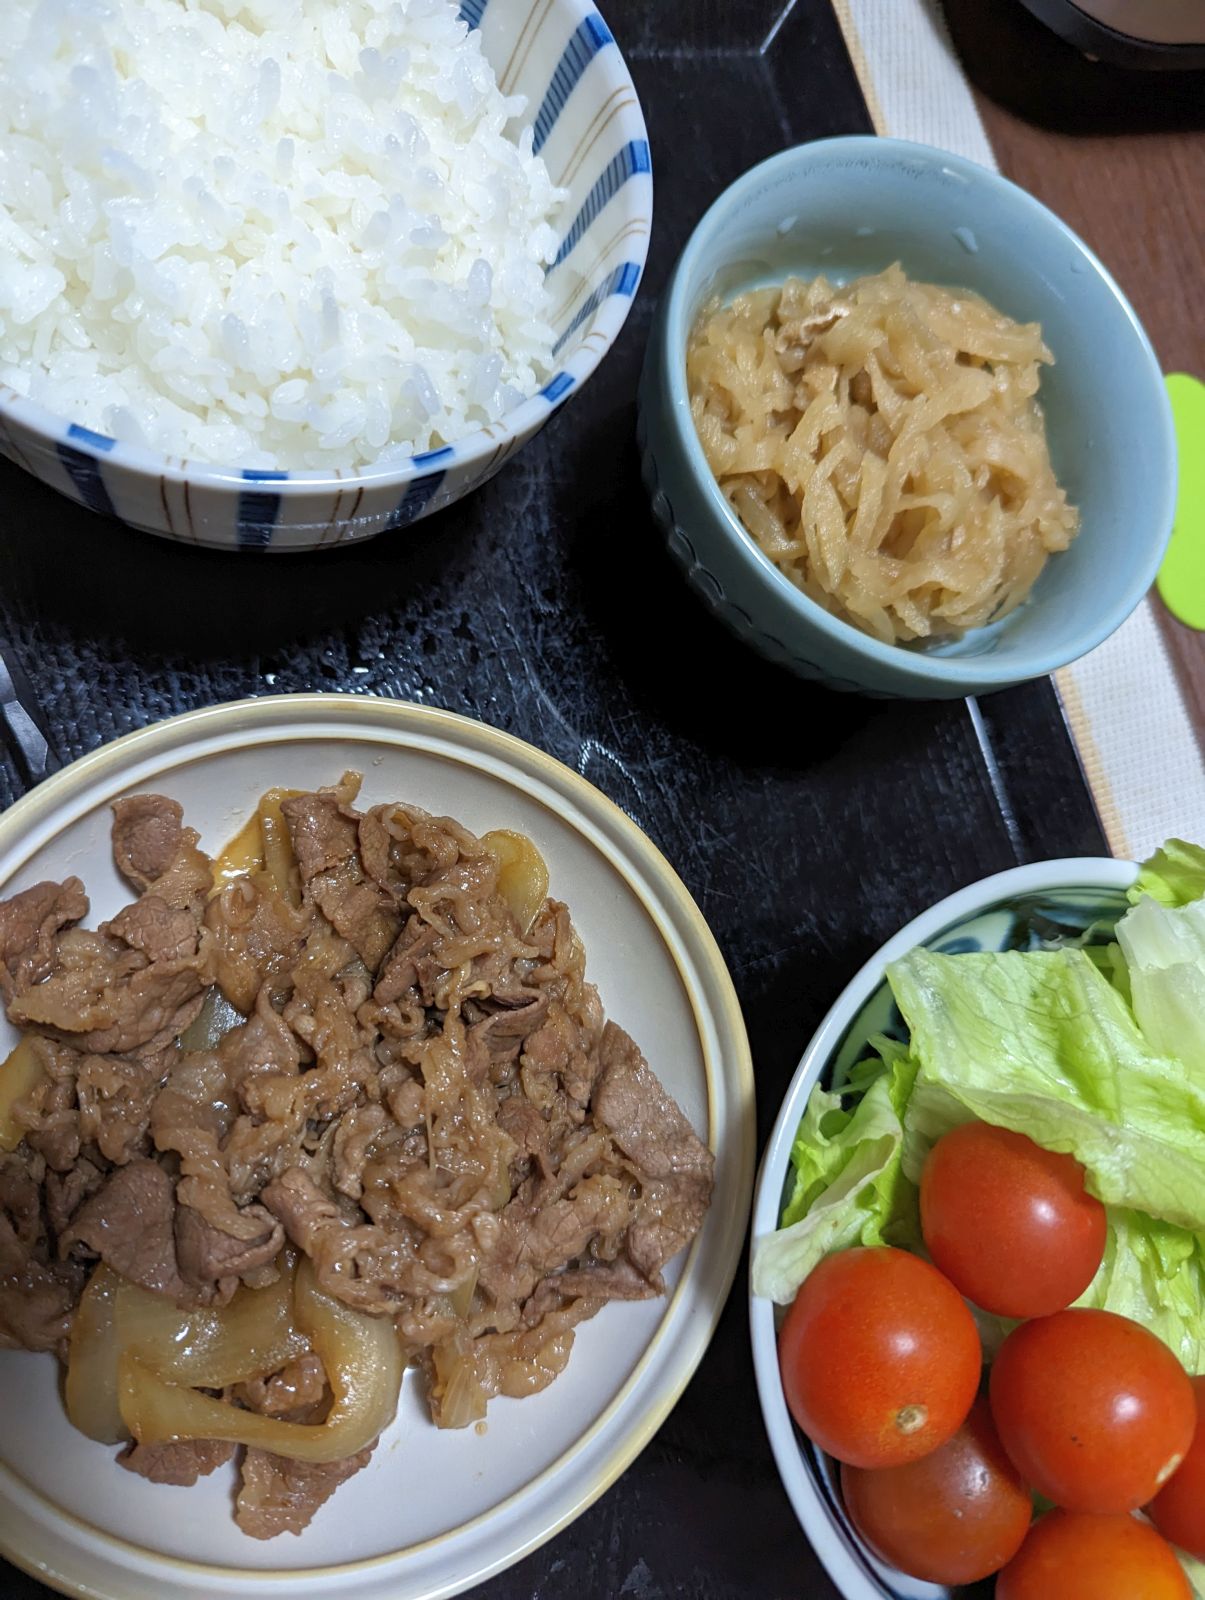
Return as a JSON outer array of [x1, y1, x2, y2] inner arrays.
[[686, 265, 1080, 644]]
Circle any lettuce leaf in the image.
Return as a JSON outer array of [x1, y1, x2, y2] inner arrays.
[[751, 1050, 920, 1304], [890, 945, 1205, 1231], [1175, 1548, 1205, 1599], [757, 841, 1205, 1355], [1076, 1209, 1205, 1373], [1130, 839, 1205, 909], [1116, 894, 1205, 1075]]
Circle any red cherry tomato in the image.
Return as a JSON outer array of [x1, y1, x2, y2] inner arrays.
[[778, 1246, 981, 1469], [920, 1122, 1106, 1318], [996, 1511, 1192, 1600], [990, 1308, 1196, 1513], [840, 1394, 1032, 1584], [1149, 1374, 1205, 1560]]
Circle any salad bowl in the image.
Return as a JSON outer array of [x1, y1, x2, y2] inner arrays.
[[748, 856, 1140, 1600]]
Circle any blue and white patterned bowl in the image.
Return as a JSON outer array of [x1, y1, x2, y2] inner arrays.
[[0, 0, 650, 552], [749, 856, 1138, 1599]]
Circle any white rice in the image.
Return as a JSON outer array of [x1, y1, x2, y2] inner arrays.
[[0, 0, 565, 469]]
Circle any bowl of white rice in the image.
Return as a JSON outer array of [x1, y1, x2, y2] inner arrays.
[[0, 0, 651, 550]]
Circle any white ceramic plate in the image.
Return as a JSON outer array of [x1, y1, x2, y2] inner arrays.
[[0, 695, 754, 1600]]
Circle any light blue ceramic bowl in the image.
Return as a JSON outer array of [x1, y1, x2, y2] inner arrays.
[[0, 0, 650, 551], [638, 136, 1176, 698]]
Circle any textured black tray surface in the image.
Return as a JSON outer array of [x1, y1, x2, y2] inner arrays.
[[0, 2, 1106, 1596]]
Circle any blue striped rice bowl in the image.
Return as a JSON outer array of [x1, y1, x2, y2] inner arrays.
[[0, 0, 651, 551]]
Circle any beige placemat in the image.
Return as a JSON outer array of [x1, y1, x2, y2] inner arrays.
[[831, 0, 1205, 862]]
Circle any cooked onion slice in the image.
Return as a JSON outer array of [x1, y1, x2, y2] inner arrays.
[[429, 1330, 487, 1430], [66, 1265, 127, 1444], [177, 987, 245, 1052], [210, 811, 265, 893], [0, 1035, 45, 1151], [481, 830, 549, 934], [210, 787, 301, 905], [117, 1259, 309, 1389], [259, 789, 302, 907], [118, 1260, 402, 1462]]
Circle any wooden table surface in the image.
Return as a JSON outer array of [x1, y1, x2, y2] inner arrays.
[[944, 0, 1205, 732]]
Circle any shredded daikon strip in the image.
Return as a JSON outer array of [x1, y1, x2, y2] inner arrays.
[[687, 265, 1079, 644]]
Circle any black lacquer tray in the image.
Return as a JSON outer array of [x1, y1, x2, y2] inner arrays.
[[0, 3, 1106, 1595]]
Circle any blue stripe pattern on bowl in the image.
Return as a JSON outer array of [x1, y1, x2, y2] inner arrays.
[[549, 139, 651, 270], [0, 0, 651, 551], [57, 423, 119, 518], [532, 14, 614, 154]]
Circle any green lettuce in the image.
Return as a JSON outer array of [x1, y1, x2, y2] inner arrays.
[[1116, 894, 1205, 1074], [1129, 839, 1205, 909], [891, 945, 1205, 1231], [751, 1049, 919, 1304], [1176, 1549, 1205, 1599], [1077, 1209, 1205, 1373], [758, 839, 1205, 1596]]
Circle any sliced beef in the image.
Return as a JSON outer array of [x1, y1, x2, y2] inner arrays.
[[118, 1438, 236, 1486], [15, 853, 211, 1064], [233, 1352, 327, 1417], [61, 1157, 188, 1298], [111, 795, 187, 891], [541, 1255, 653, 1304], [463, 993, 550, 1085], [11, 957, 207, 1056], [594, 1024, 713, 1185], [0, 1233, 83, 1357], [593, 1022, 715, 1291], [102, 897, 199, 964], [478, 1171, 633, 1309], [204, 875, 311, 1015], [373, 916, 444, 1004], [0, 1153, 86, 1356], [76, 1047, 171, 1165], [281, 785, 402, 971], [236, 1439, 375, 1540], [44, 1157, 106, 1242], [521, 1001, 599, 1110], [261, 1167, 465, 1311], [234, 1351, 375, 1539], [0, 877, 88, 1004], [57, 1157, 258, 1305], [111, 794, 213, 911], [19, 1036, 83, 1172], [175, 1200, 283, 1292], [151, 1047, 239, 1224], [0, 779, 716, 1526]]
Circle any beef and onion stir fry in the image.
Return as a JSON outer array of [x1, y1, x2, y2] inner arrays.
[[0, 777, 714, 1537]]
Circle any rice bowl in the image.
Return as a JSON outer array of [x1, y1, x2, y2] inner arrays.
[[1, 0, 566, 469], [0, 0, 652, 548]]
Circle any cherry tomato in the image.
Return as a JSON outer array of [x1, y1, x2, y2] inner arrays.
[[990, 1308, 1196, 1513], [1149, 1375, 1205, 1560], [920, 1122, 1106, 1318], [778, 1246, 980, 1468], [996, 1511, 1191, 1600], [840, 1394, 1031, 1584]]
